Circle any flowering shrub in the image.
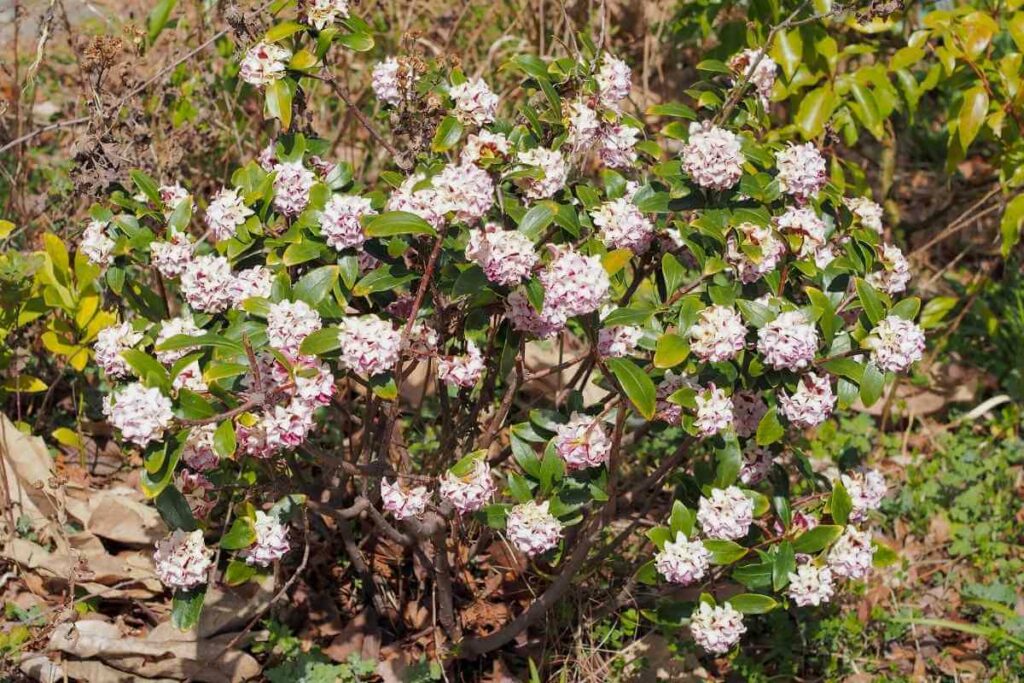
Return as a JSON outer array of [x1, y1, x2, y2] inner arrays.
[[79, 4, 927, 660]]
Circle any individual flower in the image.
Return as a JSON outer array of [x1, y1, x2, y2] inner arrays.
[[150, 232, 194, 278], [439, 458, 495, 514], [590, 198, 654, 253], [205, 188, 253, 242], [596, 54, 631, 108], [305, 0, 349, 29], [866, 315, 925, 373], [272, 160, 316, 217], [173, 360, 207, 393], [567, 100, 601, 149], [695, 384, 733, 437], [461, 130, 511, 165], [517, 148, 568, 200], [656, 370, 695, 424], [681, 122, 744, 191], [598, 123, 640, 169], [775, 206, 827, 257], [828, 526, 873, 579], [732, 390, 767, 438], [154, 315, 203, 365], [267, 300, 322, 360], [239, 42, 290, 87], [726, 222, 785, 283], [433, 162, 495, 224], [153, 529, 212, 590], [505, 289, 566, 339], [814, 243, 840, 269], [740, 443, 775, 485], [775, 142, 827, 203], [655, 531, 711, 585], [437, 340, 485, 388], [181, 254, 235, 313], [787, 564, 835, 606], [690, 602, 746, 654], [319, 195, 376, 251], [597, 325, 642, 358], [538, 247, 610, 319], [465, 223, 538, 286], [158, 184, 189, 213], [244, 511, 291, 566], [93, 322, 144, 378], [381, 478, 429, 519], [337, 315, 402, 376], [387, 174, 446, 229], [841, 469, 887, 522], [867, 243, 911, 295], [779, 372, 836, 428], [728, 48, 777, 105], [690, 305, 747, 363], [757, 311, 818, 371], [372, 57, 404, 106], [182, 424, 218, 472], [506, 500, 562, 556], [554, 413, 612, 470], [846, 196, 884, 233], [404, 321, 439, 360], [107, 383, 173, 447], [449, 78, 499, 126], [228, 266, 274, 304], [697, 486, 753, 540], [80, 220, 114, 266]]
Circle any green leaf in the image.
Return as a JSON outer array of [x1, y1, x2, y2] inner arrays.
[[703, 539, 749, 565], [431, 116, 464, 152], [795, 85, 835, 139], [696, 59, 731, 74], [154, 486, 197, 532], [646, 526, 673, 549], [920, 295, 958, 330], [772, 29, 803, 80], [224, 559, 259, 586], [654, 333, 689, 369], [147, 0, 178, 44], [668, 500, 696, 537], [872, 540, 900, 568], [605, 358, 656, 420], [859, 362, 885, 407], [2, 376, 47, 393], [336, 30, 375, 52], [282, 241, 321, 266], [294, 265, 339, 304], [714, 436, 742, 488], [264, 78, 295, 130], [213, 420, 236, 459], [661, 252, 684, 295], [830, 479, 853, 525], [958, 86, 989, 150], [220, 517, 257, 550], [645, 102, 696, 119], [736, 299, 773, 328], [364, 211, 437, 237], [121, 349, 171, 392], [727, 593, 778, 615], [792, 524, 843, 553], [265, 21, 305, 42], [1000, 193, 1024, 257], [518, 203, 556, 241], [507, 473, 533, 503], [855, 277, 884, 324], [772, 541, 796, 591], [298, 327, 342, 356], [172, 587, 206, 631], [755, 408, 785, 446]]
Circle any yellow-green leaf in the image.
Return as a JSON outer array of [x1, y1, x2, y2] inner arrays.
[[958, 86, 989, 150]]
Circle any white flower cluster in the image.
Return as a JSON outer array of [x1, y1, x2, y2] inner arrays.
[[182, 424, 218, 472], [681, 122, 744, 191], [841, 469, 887, 522], [554, 413, 612, 470], [596, 54, 632, 108], [150, 232, 194, 278], [239, 42, 290, 87], [267, 300, 322, 360], [337, 315, 402, 376], [381, 478, 430, 519], [81, 220, 114, 266], [155, 315, 203, 364], [847, 196, 884, 233], [690, 305, 747, 362], [787, 564, 835, 606], [465, 223, 538, 286], [387, 174, 446, 229], [205, 188, 253, 242], [244, 511, 291, 566], [106, 382, 174, 447], [590, 198, 654, 253], [739, 443, 774, 485], [599, 124, 640, 169], [306, 0, 349, 29], [93, 322, 144, 378], [655, 531, 711, 585], [461, 131, 511, 165], [517, 147, 569, 200], [439, 458, 496, 514], [537, 247, 610, 320], [867, 243, 911, 295], [506, 500, 562, 556], [567, 100, 601, 150], [867, 315, 925, 372], [728, 48, 777, 105], [695, 384, 733, 437], [697, 486, 753, 540], [690, 602, 747, 654], [727, 222, 785, 283], [775, 206, 827, 258], [433, 162, 495, 224], [153, 529, 212, 590], [449, 78, 499, 126], [597, 325, 642, 358], [320, 195, 376, 251], [779, 372, 835, 428], [437, 341, 485, 388], [775, 142, 827, 203], [272, 160, 316, 217], [757, 311, 818, 371], [828, 526, 873, 579], [372, 57, 406, 106]]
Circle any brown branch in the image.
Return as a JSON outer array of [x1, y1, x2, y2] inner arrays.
[[318, 73, 412, 171]]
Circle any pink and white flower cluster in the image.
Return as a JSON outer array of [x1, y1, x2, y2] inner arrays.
[[728, 48, 777, 105], [690, 602, 747, 654], [381, 478, 430, 519], [437, 341, 485, 388], [787, 564, 835, 606], [775, 142, 827, 203], [697, 486, 753, 540], [757, 311, 818, 371], [779, 372, 835, 428], [867, 315, 925, 372], [506, 500, 562, 556], [94, 322, 144, 378], [727, 222, 785, 283], [244, 511, 291, 566], [105, 382, 174, 447], [465, 223, 538, 286], [439, 458, 496, 514], [681, 122, 744, 191], [154, 529, 213, 590], [554, 413, 612, 470], [690, 305, 747, 362], [694, 384, 733, 437], [590, 198, 654, 253], [239, 42, 290, 87], [449, 78, 499, 126], [320, 195, 376, 251], [267, 300, 323, 360], [867, 243, 911, 295], [337, 315, 402, 377], [655, 531, 711, 585], [841, 469, 887, 522]]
